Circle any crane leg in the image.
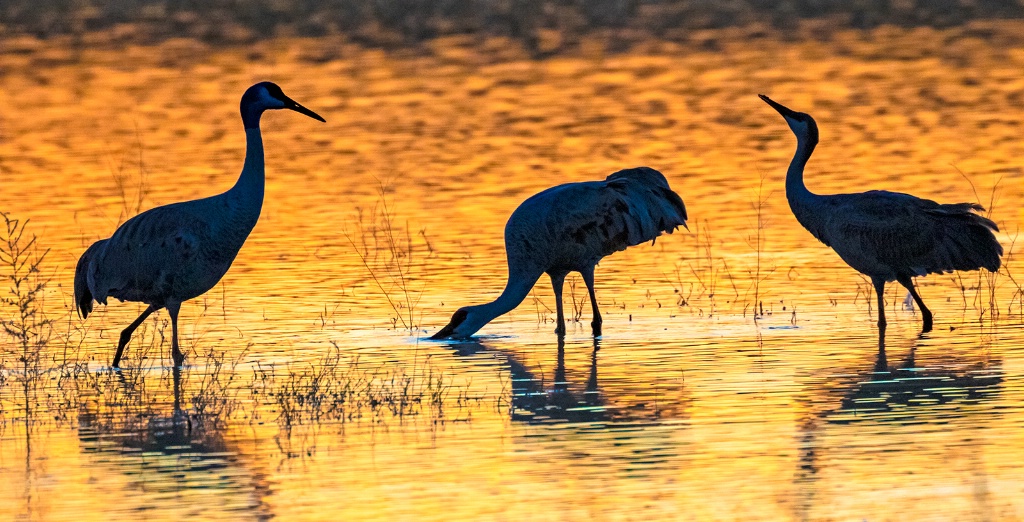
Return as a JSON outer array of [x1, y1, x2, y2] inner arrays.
[[549, 272, 567, 337], [896, 275, 932, 333], [872, 277, 887, 332], [113, 305, 158, 368], [581, 265, 602, 337], [167, 301, 185, 367]]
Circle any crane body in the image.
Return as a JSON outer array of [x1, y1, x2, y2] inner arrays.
[[431, 166, 687, 340], [760, 94, 1002, 334], [75, 82, 325, 367]]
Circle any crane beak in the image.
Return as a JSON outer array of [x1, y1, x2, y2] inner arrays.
[[429, 323, 457, 340], [758, 94, 796, 118], [283, 96, 326, 123]]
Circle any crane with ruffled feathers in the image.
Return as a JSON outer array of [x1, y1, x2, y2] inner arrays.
[[431, 166, 687, 340], [760, 94, 1002, 335], [75, 82, 325, 368]]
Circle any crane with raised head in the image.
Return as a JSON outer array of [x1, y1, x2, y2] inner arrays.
[[431, 166, 687, 340], [75, 82, 325, 368], [759, 94, 1001, 335]]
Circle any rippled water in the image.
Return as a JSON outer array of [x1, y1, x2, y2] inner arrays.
[[1, 24, 1023, 520]]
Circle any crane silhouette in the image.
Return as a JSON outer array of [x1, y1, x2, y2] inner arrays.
[[75, 82, 325, 368], [431, 166, 687, 340], [760, 94, 1002, 335]]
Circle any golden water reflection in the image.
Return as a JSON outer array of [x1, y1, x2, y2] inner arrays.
[[0, 23, 1023, 520]]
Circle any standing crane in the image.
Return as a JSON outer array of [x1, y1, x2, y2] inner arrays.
[[75, 82, 325, 368], [431, 166, 687, 340], [759, 94, 1002, 335]]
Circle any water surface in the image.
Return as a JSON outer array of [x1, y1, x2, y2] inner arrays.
[[1, 25, 1023, 520]]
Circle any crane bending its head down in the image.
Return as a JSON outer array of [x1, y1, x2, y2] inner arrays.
[[431, 166, 688, 340], [759, 94, 1002, 336], [75, 82, 325, 368]]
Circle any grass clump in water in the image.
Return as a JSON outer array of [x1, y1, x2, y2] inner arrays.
[[253, 342, 471, 430], [668, 218, 738, 318]]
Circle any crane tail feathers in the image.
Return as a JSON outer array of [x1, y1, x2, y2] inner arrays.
[[921, 203, 1003, 274], [605, 167, 688, 249], [74, 239, 107, 320]]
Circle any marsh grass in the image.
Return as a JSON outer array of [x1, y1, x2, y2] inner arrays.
[[107, 127, 150, 226], [60, 336, 473, 448], [187, 344, 248, 424], [72, 364, 235, 460], [1001, 229, 1023, 320], [252, 342, 472, 430], [34, 313, 171, 431], [951, 167, 1007, 325], [530, 287, 555, 328], [852, 274, 877, 321], [746, 173, 777, 319], [669, 219, 738, 317], [346, 182, 430, 331], [568, 276, 586, 325], [0, 212, 54, 428]]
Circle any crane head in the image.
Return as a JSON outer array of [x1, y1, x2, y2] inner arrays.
[[429, 308, 481, 340], [759, 94, 818, 146], [241, 82, 326, 128]]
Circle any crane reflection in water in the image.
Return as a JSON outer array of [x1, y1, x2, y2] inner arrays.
[[445, 336, 694, 483], [76, 367, 272, 517], [792, 336, 1003, 520], [445, 336, 693, 424]]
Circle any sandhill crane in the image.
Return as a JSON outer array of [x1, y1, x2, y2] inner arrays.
[[430, 167, 687, 340], [759, 94, 1002, 335], [75, 82, 325, 368]]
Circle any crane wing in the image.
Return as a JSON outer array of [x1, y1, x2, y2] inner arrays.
[[545, 167, 687, 259], [603, 171, 687, 246], [88, 203, 216, 305]]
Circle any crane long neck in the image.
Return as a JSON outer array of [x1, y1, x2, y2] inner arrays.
[[786, 133, 817, 206], [228, 127, 265, 209], [470, 269, 540, 327]]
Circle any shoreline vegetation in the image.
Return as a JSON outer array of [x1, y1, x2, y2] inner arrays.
[[5, 1, 1024, 54]]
